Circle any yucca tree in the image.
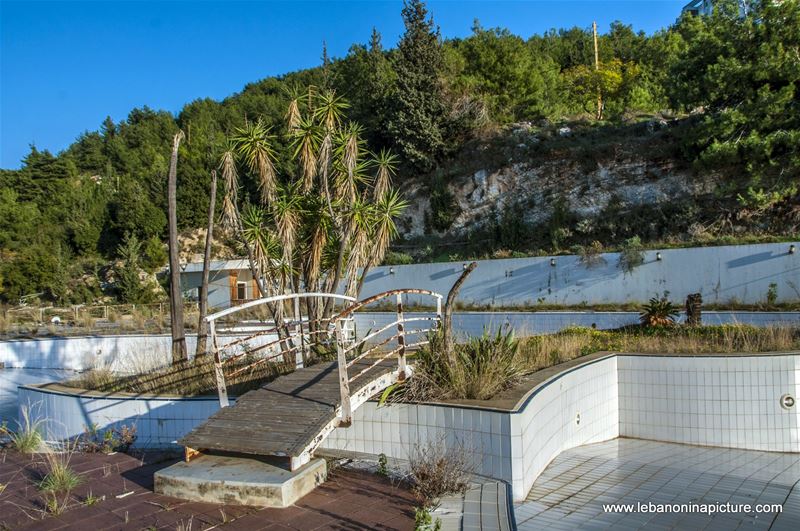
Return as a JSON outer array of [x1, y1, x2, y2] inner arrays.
[[232, 119, 278, 204], [220, 87, 407, 352], [355, 190, 408, 296], [373, 149, 398, 199]]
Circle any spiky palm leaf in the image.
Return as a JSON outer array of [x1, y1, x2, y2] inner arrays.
[[232, 119, 278, 203], [289, 116, 319, 192], [303, 197, 332, 289], [373, 149, 398, 199], [219, 149, 240, 230], [241, 204, 279, 282], [371, 190, 408, 265], [272, 181, 305, 267], [313, 89, 348, 131], [344, 196, 375, 296], [284, 85, 305, 132]]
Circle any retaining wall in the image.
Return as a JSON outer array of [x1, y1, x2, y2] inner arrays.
[[361, 242, 800, 306]]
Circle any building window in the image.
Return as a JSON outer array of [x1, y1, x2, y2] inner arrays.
[[237, 282, 247, 301]]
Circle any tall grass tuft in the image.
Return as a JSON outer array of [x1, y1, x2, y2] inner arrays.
[[39, 447, 82, 493], [9, 405, 44, 453], [408, 329, 524, 401]]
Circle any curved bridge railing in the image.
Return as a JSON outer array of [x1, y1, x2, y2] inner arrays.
[[207, 292, 357, 407], [206, 289, 443, 412], [331, 289, 443, 425]]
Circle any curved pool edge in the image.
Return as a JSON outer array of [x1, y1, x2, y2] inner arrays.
[[18, 350, 800, 502]]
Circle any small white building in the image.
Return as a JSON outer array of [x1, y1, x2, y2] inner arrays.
[[181, 260, 260, 310]]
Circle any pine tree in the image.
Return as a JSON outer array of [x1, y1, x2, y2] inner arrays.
[[387, 0, 448, 173]]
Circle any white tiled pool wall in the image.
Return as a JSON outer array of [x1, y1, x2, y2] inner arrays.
[[618, 354, 800, 452], [17, 386, 231, 448], [510, 356, 619, 500], [321, 402, 513, 482], [17, 353, 800, 502], [0, 333, 279, 371]]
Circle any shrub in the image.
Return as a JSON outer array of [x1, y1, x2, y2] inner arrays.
[[383, 251, 414, 265], [410, 329, 523, 400], [766, 283, 778, 307], [577, 241, 607, 269], [617, 236, 645, 273], [640, 296, 680, 327], [409, 437, 472, 504], [414, 506, 442, 530], [78, 424, 137, 454], [427, 179, 460, 232]]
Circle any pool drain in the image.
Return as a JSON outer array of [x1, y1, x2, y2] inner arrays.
[[780, 394, 795, 410]]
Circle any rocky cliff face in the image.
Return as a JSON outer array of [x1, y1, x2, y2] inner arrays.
[[398, 120, 721, 239]]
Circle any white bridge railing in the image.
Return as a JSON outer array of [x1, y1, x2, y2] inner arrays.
[[206, 289, 443, 416]]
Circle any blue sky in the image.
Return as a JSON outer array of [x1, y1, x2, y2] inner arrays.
[[0, 1, 687, 169]]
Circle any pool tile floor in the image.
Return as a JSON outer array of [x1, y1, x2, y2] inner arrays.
[[515, 438, 800, 530]]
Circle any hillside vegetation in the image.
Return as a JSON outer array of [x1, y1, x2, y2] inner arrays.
[[1, 0, 798, 304]]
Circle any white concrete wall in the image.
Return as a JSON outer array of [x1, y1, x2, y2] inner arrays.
[[17, 385, 232, 449], [618, 354, 800, 453], [5, 310, 795, 370], [362, 242, 800, 306]]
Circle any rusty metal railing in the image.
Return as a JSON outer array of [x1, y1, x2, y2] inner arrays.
[[332, 289, 443, 425]]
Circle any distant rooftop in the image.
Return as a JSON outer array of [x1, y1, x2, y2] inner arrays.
[[181, 259, 249, 273]]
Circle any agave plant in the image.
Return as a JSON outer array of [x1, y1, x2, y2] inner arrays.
[[639, 296, 680, 327]]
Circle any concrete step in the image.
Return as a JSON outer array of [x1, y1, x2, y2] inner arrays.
[[154, 454, 327, 507]]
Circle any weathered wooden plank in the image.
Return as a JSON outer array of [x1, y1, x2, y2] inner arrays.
[[180, 358, 397, 457]]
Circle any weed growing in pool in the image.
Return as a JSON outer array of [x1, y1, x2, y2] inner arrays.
[[409, 436, 472, 504], [377, 453, 389, 477], [38, 441, 82, 494], [414, 506, 442, 530], [83, 490, 104, 506], [639, 296, 680, 327], [78, 423, 137, 454], [9, 406, 44, 453]]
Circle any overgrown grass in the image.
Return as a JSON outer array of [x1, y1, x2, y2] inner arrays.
[[67, 355, 295, 396], [406, 324, 800, 402], [404, 329, 525, 401], [38, 447, 82, 494], [519, 324, 800, 371], [5, 406, 44, 453]]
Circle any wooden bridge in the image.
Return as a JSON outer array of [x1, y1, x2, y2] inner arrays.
[[179, 289, 443, 470]]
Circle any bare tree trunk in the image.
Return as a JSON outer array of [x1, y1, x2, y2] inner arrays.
[[195, 169, 218, 360], [168, 131, 187, 365], [443, 261, 477, 358], [354, 255, 375, 299], [593, 21, 603, 121]]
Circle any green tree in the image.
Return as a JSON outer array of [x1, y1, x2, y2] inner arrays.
[[668, 0, 800, 178], [387, 0, 449, 173], [115, 234, 153, 303]]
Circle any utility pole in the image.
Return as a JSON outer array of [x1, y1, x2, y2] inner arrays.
[[593, 21, 602, 120]]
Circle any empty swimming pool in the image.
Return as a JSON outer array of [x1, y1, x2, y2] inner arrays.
[[515, 438, 800, 530], [0, 368, 72, 424]]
